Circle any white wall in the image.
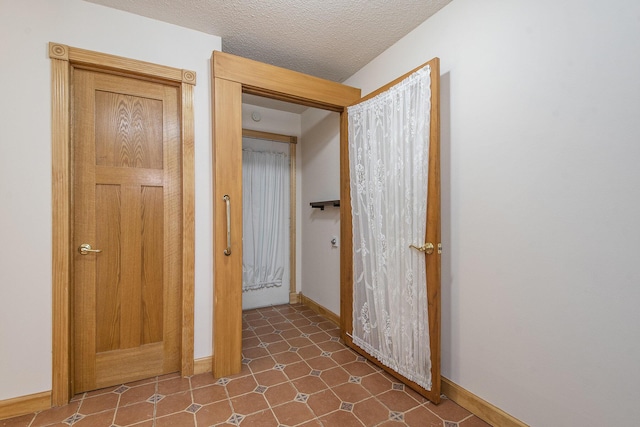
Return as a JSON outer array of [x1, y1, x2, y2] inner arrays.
[[0, 0, 220, 400], [301, 0, 640, 425], [299, 108, 342, 314]]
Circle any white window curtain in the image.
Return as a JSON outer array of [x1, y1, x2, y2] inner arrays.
[[242, 149, 289, 292], [348, 65, 432, 390]]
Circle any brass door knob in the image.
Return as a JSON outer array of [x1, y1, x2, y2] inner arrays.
[[78, 243, 102, 255], [409, 243, 434, 254]]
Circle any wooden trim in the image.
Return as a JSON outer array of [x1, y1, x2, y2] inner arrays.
[[182, 69, 197, 85], [212, 76, 244, 378], [289, 292, 301, 304], [425, 58, 442, 404], [50, 50, 72, 407], [299, 294, 340, 327], [49, 43, 68, 61], [0, 391, 51, 421], [63, 43, 191, 84], [213, 51, 360, 112], [181, 82, 196, 377], [50, 42, 196, 405], [442, 378, 530, 427], [339, 110, 352, 337], [193, 356, 213, 375], [242, 128, 296, 144]]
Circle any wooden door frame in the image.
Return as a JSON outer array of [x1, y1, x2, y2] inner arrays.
[[50, 42, 196, 406], [211, 51, 441, 403], [211, 51, 361, 377], [241, 128, 298, 304]]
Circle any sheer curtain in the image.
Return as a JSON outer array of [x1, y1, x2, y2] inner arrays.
[[348, 65, 432, 390], [242, 149, 289, 292]]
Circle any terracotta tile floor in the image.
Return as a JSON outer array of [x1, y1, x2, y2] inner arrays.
[[2, 304, 490, 427]]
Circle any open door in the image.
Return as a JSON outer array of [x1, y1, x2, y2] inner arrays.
[[211, 52, 440, 403], [340, 59, 441, 403]]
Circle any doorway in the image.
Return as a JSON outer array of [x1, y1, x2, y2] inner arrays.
[[50, 43, 196, 404], [241, 128, 297, 310]]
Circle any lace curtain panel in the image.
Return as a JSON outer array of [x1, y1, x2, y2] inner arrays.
[[348, 65, 432, 390], [242, 149, 289, 292]]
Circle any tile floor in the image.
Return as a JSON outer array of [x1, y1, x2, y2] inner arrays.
[[2, 304, 490, 427]]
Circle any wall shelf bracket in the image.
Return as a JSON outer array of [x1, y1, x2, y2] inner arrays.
[[310, 200, 340, 210]]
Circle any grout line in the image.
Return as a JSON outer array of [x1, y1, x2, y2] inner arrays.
[[256, 308, 287, 425], [152, 376, 158, 427], [112, 389, 120, 427]]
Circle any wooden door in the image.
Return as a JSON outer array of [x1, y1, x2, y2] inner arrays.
[[341, 58, 441, 403], [72, 69, 182, 393]]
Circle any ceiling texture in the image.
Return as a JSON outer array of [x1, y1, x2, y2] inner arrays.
[[84, 0, 451, 83]]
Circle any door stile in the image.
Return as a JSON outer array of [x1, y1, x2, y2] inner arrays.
[[339, 111, 354, 337], [72, 69, 98, 392], [211, 75, 244, 377], [425, 58, 442, 403], [163, 84, 183, 372]]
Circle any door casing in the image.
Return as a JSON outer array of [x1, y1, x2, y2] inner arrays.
[[50, 42, 196, 405], [211, 51, 361, 378]]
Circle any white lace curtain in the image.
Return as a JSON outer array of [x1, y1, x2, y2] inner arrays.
[[242, 149, 289, 292], [348, 65, 432, 390]]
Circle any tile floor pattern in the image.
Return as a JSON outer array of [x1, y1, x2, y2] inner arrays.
[[2, 304, 491, 427]]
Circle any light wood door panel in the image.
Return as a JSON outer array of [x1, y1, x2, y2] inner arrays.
[[73, 69, 181, 393]]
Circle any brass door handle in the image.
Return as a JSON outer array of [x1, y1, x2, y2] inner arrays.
[[409, 242, 434, 254], [78, 243, 102, 255], [223, 195, 231, 256]]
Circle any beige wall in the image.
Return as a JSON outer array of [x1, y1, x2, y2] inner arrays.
[[299, 108, 342, 314]]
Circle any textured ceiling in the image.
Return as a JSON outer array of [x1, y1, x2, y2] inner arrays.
[[83, 0, 451, 83]]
